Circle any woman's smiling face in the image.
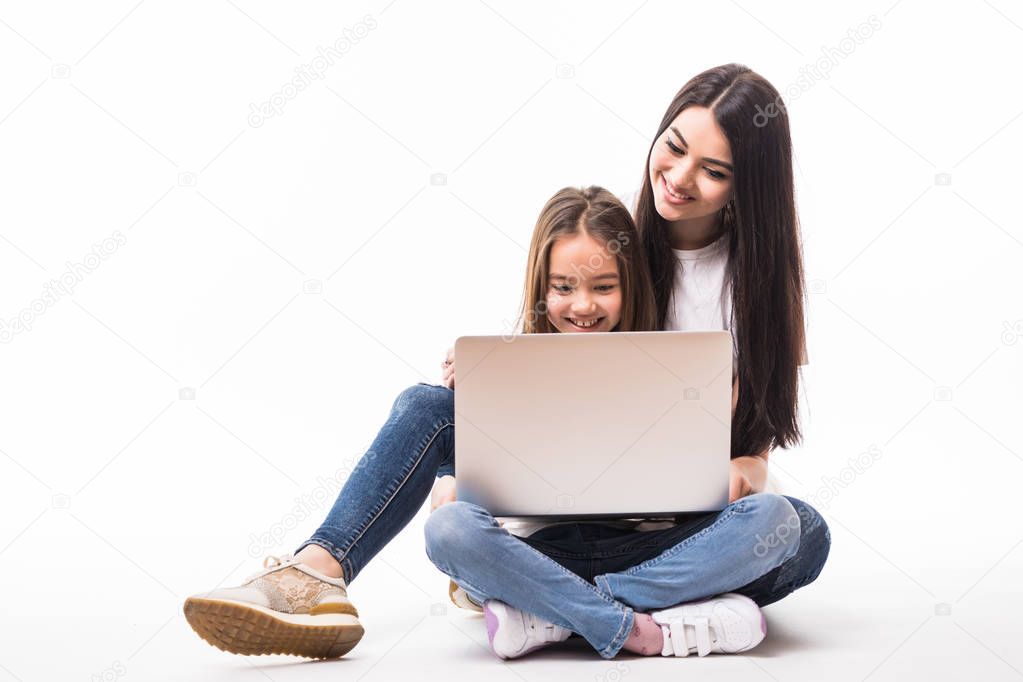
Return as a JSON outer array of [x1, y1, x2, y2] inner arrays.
[[545, 233, 622, 333], [648, 106, 734, 224]]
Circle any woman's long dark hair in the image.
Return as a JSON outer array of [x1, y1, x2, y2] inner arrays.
[[635, 63, 806, 459]]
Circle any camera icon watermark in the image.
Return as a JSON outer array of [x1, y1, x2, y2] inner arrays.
[[429, 602, 447, 616], [933, 386, 953, 402], [934, 602, 952, 616], [808, 279, 827, 295], [430, 172, 448, 186], [303, 279, 323, 294], [555, 63, 575, 79], [51, 63, 71, 79], [683, 387, 700, 401], [52, 493, 71, 509], [179, 387, 196, 400], [177, 171, 197, 187], [596, 661, 630, 682], [1001, 320, 1023, 346], [556, 493, 574, 509], [934, 173, 952, 186]]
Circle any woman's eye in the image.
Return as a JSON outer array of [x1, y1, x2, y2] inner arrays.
[[551, 284, 572, 294], [705, 168, 727, 180], [666, 139, 685, 155], [595, 285, 616, 292]]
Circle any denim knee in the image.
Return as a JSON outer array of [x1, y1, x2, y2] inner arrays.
[[395, 382, 454, 418], [423, 501, 485, 567], [782, 496, 831, 588], [742, 492, 802, 565], [395, 383, 456, 476]]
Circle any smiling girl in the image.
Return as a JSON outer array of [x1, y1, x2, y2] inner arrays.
[[182, 185, 655, 659]]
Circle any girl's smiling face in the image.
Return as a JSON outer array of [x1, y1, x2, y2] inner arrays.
[[545, 233, 622, 333], [648, 106, 734, 224]]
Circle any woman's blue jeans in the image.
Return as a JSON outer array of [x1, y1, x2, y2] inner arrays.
[[297, 383, 830, 657], [424, 495, 830, 658]]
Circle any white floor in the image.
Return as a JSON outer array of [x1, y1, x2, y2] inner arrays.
[[3, 481, 1022, 682]]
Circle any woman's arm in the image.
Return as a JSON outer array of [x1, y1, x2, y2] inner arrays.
[[729, 451, 769, 502], [728, 373, 770, 501]]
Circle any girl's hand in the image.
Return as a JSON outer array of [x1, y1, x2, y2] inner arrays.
[[441, 346, 455, 390], [430, 475, 457, 512], [728, 460, 755, 504]]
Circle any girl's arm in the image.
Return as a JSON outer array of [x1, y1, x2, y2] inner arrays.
[[431, 474, 457, 511], [442, 346, 455, 389]]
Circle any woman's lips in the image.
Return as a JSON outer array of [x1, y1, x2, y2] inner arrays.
[[661, 175, 695, 205]]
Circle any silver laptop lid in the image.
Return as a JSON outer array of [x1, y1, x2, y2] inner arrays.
[[454, 330, 732, 517]]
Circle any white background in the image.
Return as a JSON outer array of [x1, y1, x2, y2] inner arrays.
[[1, 1, 1021, 680]]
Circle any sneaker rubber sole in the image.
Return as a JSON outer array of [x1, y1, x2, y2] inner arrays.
[[184, 596, 364, 659]]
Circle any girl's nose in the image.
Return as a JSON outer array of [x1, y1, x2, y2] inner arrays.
[[571, 295, 597, 314]]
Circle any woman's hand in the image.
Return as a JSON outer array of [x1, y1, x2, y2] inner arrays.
[[430, 475, 457, 512], [441, 346, 455, 390], [728, 460, 755, 503]]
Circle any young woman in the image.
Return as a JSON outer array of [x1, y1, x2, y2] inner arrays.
[[184, 63, 829, 662], [182, 185, 657, 659]]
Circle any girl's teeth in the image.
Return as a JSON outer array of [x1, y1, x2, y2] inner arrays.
[[571, 318, 598, 328]]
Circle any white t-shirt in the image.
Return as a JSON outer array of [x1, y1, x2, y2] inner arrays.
[[664, 232, 737, 378]]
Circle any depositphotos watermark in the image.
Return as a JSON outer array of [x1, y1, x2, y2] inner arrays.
[[754, 14, 882, 127], [248, 15, 378, 128], [501, 230, 631, 342], [0, 230, 127, 343], [246, 450, 378, 557], [807, 444, 883, 510]]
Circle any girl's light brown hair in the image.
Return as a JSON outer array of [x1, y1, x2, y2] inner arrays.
[[515, 186, 656, 334]]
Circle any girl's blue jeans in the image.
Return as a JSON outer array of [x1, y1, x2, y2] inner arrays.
[[298, 384, 831, 658]]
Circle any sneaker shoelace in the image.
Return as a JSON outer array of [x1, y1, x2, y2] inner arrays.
[[661, 615, 713, 657], [242, 553, 298, 583]]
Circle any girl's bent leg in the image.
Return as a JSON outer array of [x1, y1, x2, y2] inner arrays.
[[594, 493, 804, 613], [424, 501, 635, 659], [295, 383, 455, 584]]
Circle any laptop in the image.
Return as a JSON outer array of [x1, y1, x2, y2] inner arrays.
[[453, 330, 733, 518]]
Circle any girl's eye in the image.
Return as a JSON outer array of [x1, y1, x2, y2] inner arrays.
[[666, 139, 685, 155], [705, 168, 727, 180], [551, 284, 572, 294], [595, 285, 616, 292]]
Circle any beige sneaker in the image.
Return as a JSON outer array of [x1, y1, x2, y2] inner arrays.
[[184, 554, 363, 659], [448, 579, 483, 613]]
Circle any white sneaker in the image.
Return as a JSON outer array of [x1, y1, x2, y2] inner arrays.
[[483, 600, 571, 659], [184, 554, 363, 659], [651, 593, 765, 657]]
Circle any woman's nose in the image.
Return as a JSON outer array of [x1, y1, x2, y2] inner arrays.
[[668, 161, 696, 190]]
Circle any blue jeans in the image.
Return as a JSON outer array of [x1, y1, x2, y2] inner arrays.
[[296, 383, 830, 656], [424, 495, 830, 658], [296, 383, 456, 583]]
